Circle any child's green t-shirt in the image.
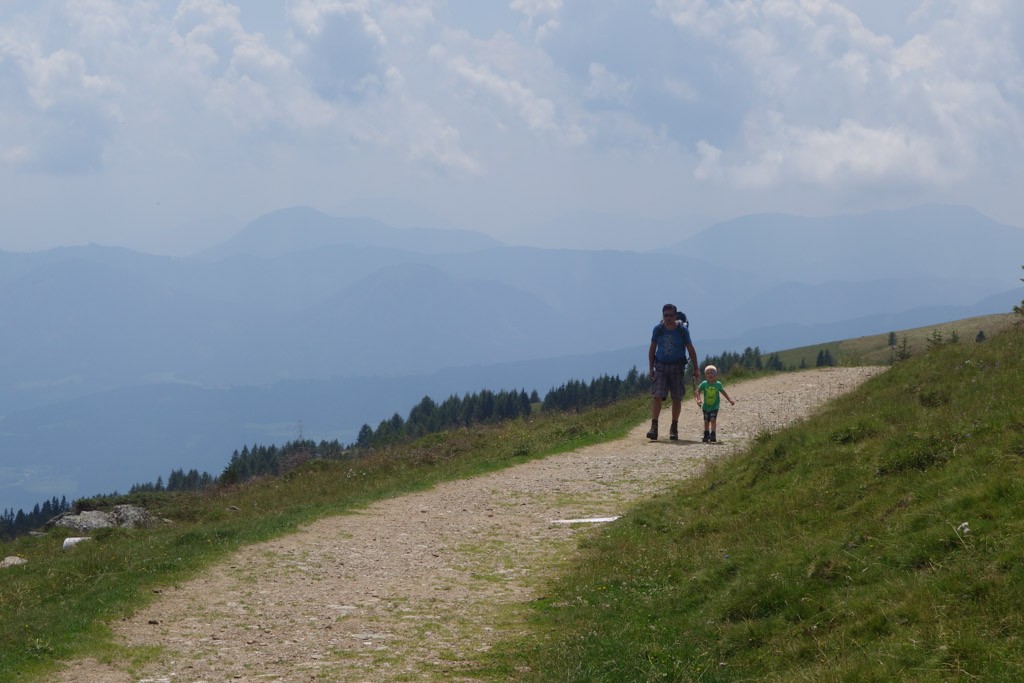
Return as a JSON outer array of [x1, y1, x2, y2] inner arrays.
[[698, 380, 725, 410]]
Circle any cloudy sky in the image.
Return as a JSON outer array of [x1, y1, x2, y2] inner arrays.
[[1, 0, 1022, 253]]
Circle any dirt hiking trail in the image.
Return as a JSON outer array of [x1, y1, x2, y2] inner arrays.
[[54, 367, 884, 683]]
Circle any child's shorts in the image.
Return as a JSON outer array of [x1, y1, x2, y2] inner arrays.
[[702, 408, 719, 422]]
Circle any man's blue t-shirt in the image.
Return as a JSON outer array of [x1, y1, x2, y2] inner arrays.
[[651, 323, 691, 363]]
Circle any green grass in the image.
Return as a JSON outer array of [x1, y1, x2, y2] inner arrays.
[[482, 325, 1024, 681], [0, 398, 646, 682]]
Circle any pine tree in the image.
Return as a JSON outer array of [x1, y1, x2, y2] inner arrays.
[[1015, 266, 1024, 318], [355, 424, 374, 448], [895, 335, 912, 362]]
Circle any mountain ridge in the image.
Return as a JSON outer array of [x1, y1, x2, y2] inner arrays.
[[196, 205, 503, 259]]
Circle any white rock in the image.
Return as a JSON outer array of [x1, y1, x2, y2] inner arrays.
[[110, 504, 159, 528], [51, 510, 113, 532], [1, 555, 28, 568], [62, 537, 93, 550], [50, 504, 159, 532]]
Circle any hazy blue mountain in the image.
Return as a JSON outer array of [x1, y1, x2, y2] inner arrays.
[[713, 277, 1005, 336], [2, 203, 1022, 514], [197, 206, 502, 259], [0, 256, 261, 412], [669, 204, 1024, 287], [226, 262, 579, 381], [428, 246, 767, 351], [506, 209, 713, 250]]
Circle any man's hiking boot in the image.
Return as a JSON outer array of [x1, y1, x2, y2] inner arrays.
[[669, 422, 679, 441], [710, 431, 717, 443], [646, 421, 658, 440]]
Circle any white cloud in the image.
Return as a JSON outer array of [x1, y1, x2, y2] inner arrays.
[[0, 0, 1023, 251], [509, 0, 562, 24], [0, 144, 30, 165], [662, 76, 699, 103], [446, 53, 558, 131], [428, 31, 587, 145], [509, 0, 561, 41], [693, 140, 721, 181], [288, 0, 386, 45], [584, 63, 631, 104], [25, 48, 114, 109], [656, 0, 1024, 192]]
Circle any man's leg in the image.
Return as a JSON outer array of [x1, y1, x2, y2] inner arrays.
[[669, 399, 681, 440], [648, 396, 662, 439]]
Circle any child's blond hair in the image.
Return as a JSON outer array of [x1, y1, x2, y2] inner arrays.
[[704, 365, 718, 374]]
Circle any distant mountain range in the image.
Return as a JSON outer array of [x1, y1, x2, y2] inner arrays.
[[1, 204, 1022, 512]]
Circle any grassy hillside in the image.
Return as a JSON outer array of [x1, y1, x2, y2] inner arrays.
[[484, 324, 1024, 681], [769, 312, 1017, 369], [2, 314, 1020, 681]]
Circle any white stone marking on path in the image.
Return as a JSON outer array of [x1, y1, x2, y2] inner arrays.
[[550, 516, 620, 525]]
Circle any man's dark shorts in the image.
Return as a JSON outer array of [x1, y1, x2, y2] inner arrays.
[[702, 408, 719, 422], [652, 361, 686, 401]]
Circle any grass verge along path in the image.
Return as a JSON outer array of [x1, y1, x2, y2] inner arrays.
[[45, 367, 881, 682]]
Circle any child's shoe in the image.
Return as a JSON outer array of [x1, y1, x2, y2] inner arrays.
[[669, 422, 679, 441], [646, 421, 658, 440], [702, 430, 710, 443], [709, 431, 717, 443]]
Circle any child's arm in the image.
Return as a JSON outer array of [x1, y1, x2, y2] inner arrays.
[[721, 388, 735, 405]]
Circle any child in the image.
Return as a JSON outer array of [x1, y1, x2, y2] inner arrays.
[[695, 365, 735, 443]]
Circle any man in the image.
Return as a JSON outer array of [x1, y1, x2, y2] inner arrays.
[[647, 303, 699, 441]]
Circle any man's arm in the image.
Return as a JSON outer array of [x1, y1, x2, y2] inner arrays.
[[686, 342, 699, 382], [648, 341, 657, 377]]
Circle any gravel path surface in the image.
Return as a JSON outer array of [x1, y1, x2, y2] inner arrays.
[[54, 366, 884, 683]]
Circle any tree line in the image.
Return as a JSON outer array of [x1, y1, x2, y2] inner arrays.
[[0, 362, 705, 533], [1, 496, 71, 541], [145, 375, 658, 492], [3, 345, 794, 539], [129, 468, 216, 494], [700, 346, 837, 374], [354, 388, 539, 448], [216, 377, 651, 488], [540, 368, 651, 412]]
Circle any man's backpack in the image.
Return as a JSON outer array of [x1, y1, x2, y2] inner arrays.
[[656, 310, 688, 331]]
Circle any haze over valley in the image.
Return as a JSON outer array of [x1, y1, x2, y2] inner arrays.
[[2, 204, 1022, 512]]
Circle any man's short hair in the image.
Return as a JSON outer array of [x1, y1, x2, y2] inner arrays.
[[662, 303, 677, 313]]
